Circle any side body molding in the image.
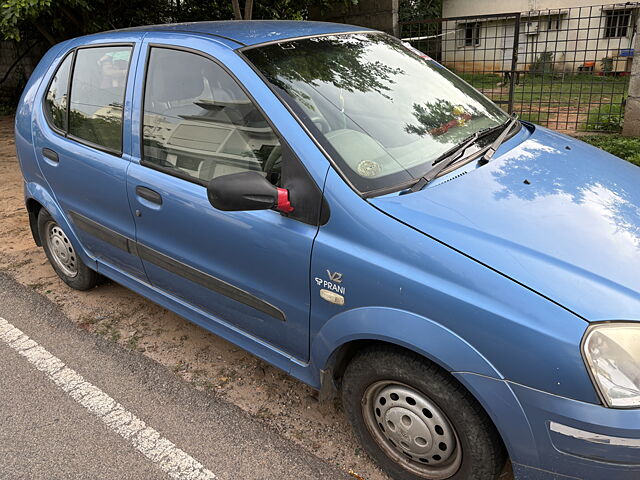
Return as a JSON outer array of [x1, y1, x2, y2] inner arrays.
[[66, 210, 286, 322]]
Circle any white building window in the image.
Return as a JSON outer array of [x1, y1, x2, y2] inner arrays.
[[457, 22, 481, 47], [546, 15, 561, 31], [603, 9, 632, 38]]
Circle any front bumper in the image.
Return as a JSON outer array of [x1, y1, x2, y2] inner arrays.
[[456, 373, 640, 480]]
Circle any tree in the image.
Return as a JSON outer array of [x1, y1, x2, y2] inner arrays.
[[0, 0, 346, 44], [244, 33, 405, 105], [399, 0, 441, 23], [0, 0, 171, 43], [231, 0, 253, 19]]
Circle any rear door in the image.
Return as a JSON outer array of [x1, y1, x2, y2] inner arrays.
[[33, 35, 145, 279], [127, 35, 327, 361]]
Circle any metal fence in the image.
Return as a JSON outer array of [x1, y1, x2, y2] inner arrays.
[[400, 3, 639, 132]]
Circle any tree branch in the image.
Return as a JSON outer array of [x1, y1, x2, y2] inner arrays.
[[0, 40, 41, 85], [60, 6, 82, 29], [34, 23, 57, 46]]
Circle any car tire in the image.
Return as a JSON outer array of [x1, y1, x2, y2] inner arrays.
[[342, 345, 506, 480], [38, 209, 100, 291]]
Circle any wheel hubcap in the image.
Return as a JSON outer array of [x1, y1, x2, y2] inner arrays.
[[363, 382, 462, 479], [45, 222, 78, 278]]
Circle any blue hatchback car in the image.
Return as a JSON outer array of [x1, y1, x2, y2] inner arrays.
[[15, 20, 640, 480]]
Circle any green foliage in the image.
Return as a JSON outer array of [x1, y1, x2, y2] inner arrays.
[[399, 0, 441, 22], [1, 0, 57, 41], [529, 51, 554, 74], [586, 103, 623, 132], [246, 33, 405, 108], [68, 107, 123, 152], [405, 100, 479, 139], [601, 56, 614, 73], [0, 0, 170, 42], [579, 135, 640, 166], [458, 72, 628, 132], [0, 0, 350, 44]]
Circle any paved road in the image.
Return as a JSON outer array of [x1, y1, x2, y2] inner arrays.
[[0, 272, 349, 480]]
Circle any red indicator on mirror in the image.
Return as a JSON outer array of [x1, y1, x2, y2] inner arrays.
[[276, 188, 294, 213]]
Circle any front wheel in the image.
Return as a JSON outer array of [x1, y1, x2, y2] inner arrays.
[[342, 346, 506, 480]]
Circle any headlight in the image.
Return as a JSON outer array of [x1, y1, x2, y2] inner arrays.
[[582, 323, 640, 408]]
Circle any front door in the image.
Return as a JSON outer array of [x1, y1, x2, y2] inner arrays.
[[33, 38, 145, 279], [127, 42, 319, 360]]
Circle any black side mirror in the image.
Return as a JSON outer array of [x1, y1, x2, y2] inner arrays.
[[207, 171, 293, 213]]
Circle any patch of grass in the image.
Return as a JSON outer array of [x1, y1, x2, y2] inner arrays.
[[514, 74, 626, 103], [578, 135, 640, 166], [95, 322, 121, 342], [457, 72, 504, 90], [456, 71, 628, 130], [518, 111, 550, 125], [585, 103, 624, 132], [126, 334, 140, 350]]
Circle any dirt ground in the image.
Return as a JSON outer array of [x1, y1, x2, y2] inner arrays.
[[0, 115, 514, 480], [0, 115, 386, 479]]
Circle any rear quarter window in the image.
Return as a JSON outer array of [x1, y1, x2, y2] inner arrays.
[[44, 54, 73, 132]]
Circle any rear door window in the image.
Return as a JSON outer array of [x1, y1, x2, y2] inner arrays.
[[68, 46, 132, 153], [44, 54, 73, 132]]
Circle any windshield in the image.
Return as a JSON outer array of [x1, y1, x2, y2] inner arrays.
[[243, 33, 510, 194]]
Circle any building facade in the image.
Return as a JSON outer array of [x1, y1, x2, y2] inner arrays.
[[440, 0, 638, 73]]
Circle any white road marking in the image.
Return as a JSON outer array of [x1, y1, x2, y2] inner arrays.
[[0, 317, 216, 480]]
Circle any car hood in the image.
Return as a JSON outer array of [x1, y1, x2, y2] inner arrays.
[[370, 125, 640, 321]]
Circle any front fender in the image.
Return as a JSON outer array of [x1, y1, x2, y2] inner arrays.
[[24, 181, 97, 270], [310, 307, 540, 470], [310, 306, 504, 381]]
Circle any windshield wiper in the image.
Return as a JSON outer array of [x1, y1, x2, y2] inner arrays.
[[409, 132, 480, 192], [409, 115, 519, 193], [478, 114, 519, 165]]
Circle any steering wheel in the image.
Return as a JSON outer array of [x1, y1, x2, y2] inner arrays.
[[309, 115, 330, 134], [263, 145, 282, 180]]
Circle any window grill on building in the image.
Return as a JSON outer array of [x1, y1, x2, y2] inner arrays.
[[546, 15, 562, 31], [456, 22, 481, 47], [604, 9, 632, 38]]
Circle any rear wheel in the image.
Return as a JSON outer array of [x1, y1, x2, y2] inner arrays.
[[342, 346, 506, 480], [38, 209, 99, 291]]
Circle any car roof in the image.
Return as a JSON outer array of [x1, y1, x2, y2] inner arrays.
[[112, 20, 373, 47]]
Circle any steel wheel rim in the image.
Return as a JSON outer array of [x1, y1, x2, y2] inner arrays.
[[362, 381, 462, 479], [45, 221, 78, 278]]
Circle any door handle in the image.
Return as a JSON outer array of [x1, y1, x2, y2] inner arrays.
[[135, 186, 163, 205], [42, 148, 59, 164]]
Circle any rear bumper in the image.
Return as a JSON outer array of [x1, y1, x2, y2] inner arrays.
[[456, 373, 640, 480]]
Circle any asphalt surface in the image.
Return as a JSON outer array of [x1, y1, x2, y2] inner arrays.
[[0, 272, 349, 480]]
